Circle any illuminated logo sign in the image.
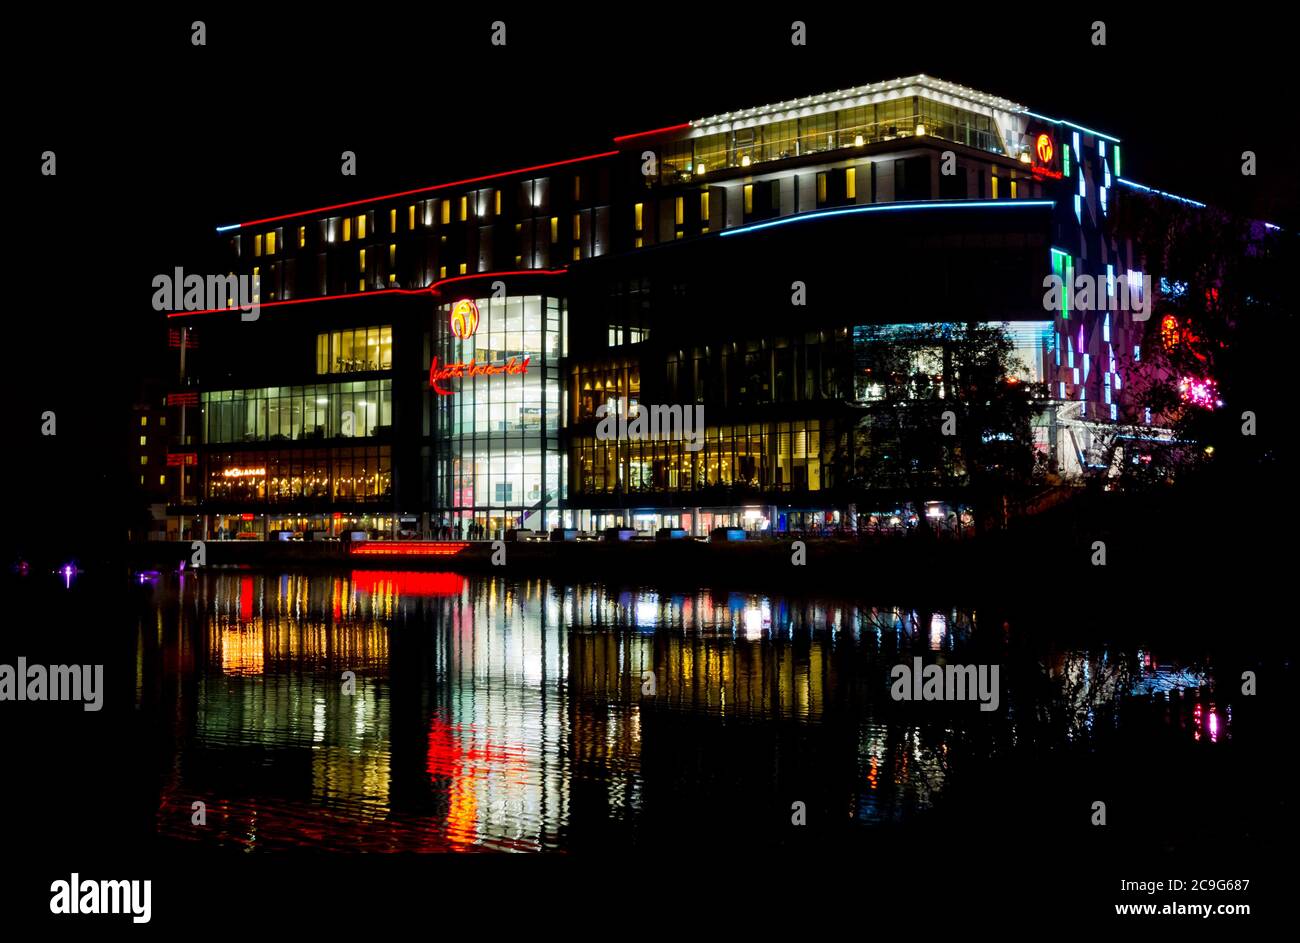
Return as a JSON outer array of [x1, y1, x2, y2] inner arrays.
[[429, 355, 531, 396], [450, 299, 479, 340], [1030, 131, 1063, 179], [221, 467, 266, 478], [1035, 133, 1054, 165]]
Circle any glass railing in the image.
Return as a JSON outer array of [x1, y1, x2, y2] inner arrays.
[[662, 114, 1006, 183]]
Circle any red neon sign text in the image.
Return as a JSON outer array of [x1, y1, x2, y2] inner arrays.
[[429, 355, 531, 395]]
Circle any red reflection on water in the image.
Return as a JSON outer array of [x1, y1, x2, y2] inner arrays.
[[239, 575, 254, 623], [426, 713, 530, 850], [351, 570, 466, 597]]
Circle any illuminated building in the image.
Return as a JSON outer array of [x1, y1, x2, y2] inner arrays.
[[168, 75, 1194, 538]]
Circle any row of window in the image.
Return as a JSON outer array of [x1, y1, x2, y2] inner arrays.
[[202, 381, 393, 444], [205, 448, 392, 502], [572, 421, 829, 494]]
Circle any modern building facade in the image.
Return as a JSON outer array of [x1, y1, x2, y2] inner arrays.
[[165, 74, 1180, 539]]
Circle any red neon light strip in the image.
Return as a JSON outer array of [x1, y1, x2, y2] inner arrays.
[[612, 122, 692, 143], [428, 268, 564, 295], [229, 152, 619, 229], [167, 270, 567, 318], [350, 541, 469, 557]]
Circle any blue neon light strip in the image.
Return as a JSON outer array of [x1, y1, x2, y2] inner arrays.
[[1116, 178, 1206, 208], [216, 223, 241, 233], [718, 200, 1056, 237], [1023, 110, 1122, 143]]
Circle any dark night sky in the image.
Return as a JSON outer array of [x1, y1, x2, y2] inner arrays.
[[8, 9, 1296, 556]]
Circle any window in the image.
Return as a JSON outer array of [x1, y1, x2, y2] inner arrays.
[[409, 205, 416, 230], [550, 217, 558, 242], [817, 172, 828, 203], [265, 230, 276, 255], [253, 234, 263, 257], [674, 196, 684, 225], [991, 173, 999, 199], [388, 243, 396, 267], [356, 215, 367, 239], [846, 167, 857, 199], [359, 249, 366, 272], [316, 326, 393, 374], [441, 200, 451, 225], [634, 202, 643, 231], [139, 435, 147, 446], [572, 214, 581, 239], [494, 190, 501, 215], [343, 217, 352, 241], [140, 416, 147, 427], [700, 191, 709, 220], [459, 196, 468, 221], [159, 475, 166, 486], [744, 185, 753, 214], [140, 455, 148, 465], [298, 225, 306, 248]]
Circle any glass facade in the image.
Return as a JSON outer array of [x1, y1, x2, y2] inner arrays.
[[205, 447, 392, 504], [661, 96, 1004, 180], [202, 381, 393, 443], [316, 325, 393, 373], [433, 294, 565, 536], [572, 420, 828, 496]]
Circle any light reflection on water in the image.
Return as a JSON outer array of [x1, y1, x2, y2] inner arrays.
[[137, 570, 1227, 851]]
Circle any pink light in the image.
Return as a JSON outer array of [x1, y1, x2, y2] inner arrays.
[[1178, 374, 1220, 409]]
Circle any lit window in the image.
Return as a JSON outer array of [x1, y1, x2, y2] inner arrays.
[[674, 196, 684, 225], [573, 176, 581, 200], [140, 416, 147, 427], [139, 435, 147, 446], [409, 205, 416, 230], [139, 476, 144, 485], [573, 214, 581, 239], [1010, 179, 1018, 199], [140, 455, 148, 465], [634, 236, 643, 248], [159, 475, 166, 486], [357, 215, 367, 239], [390, 208, 397, 232], [389, 273, 396, 284], [159, 417, 166, 427], [266, 230, 276, 255], [550, 217, 558, 242], [817, 172, 827, 202], [298, 225, 306, 248], [494, 190, 501, 215], [846, 167, 856, 199], [359, 279, 365, 292], [441, 200, 450, 225], [439, 265, 447, 279], [458, 263, 467, 275], [634, 203, 643, 231], [700, 191, 709, 220], [253, 234, 263, 256], [388, 243, 396, 267], [459, 196, 468, 221], [744, 185, 753, 214], [343, 217, 351, 241], [359, 249, 366, 271]]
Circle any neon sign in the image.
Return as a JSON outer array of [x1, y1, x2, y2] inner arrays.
[[221, 467, 266, 478], [450, 299, 479, 340], [1031, 132, 1063, 179], [1035, 133, 1054, 164], [429, 355, 531, 395]]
